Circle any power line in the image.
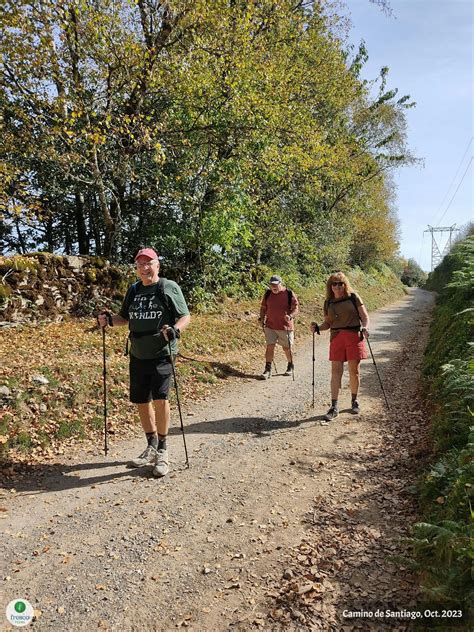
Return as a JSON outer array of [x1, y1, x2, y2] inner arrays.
[[417, 230, 425, 267], [434, 136, 473, 226], [437, 156, 473, 226]]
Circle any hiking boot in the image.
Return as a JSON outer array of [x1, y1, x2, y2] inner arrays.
[[261, 364, 272, 380], [323, 406, 339, 422], [283, 362, 294, 376], [153, 449, 169, 478], [351, 400, 360, 414], [130, 445, 158, 467]]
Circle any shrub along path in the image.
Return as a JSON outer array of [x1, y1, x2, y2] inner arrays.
[[1, 289, 438, 631]]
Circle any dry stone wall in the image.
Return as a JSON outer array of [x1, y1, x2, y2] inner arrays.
[[0, 253, 134, 324]]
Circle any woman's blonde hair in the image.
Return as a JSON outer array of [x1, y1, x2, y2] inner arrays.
[[325, 271, 354, 300]]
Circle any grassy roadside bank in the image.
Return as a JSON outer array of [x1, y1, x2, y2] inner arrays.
[[0, 265, 405, 466], [410, 235, 473, 626]]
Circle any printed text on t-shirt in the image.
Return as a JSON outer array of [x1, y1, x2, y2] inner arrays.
[[129, 295, 164, 321]]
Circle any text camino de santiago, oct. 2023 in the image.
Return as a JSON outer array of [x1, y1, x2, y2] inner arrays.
[[342, 608, 464, 621]]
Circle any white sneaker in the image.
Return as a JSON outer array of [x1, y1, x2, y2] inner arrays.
[[153, 449, 169, 478], [129, 445, 158, 467]]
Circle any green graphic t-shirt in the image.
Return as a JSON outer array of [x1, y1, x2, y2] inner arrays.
[[119, 279, 189, 360]]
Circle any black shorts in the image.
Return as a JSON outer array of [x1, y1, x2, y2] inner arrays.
[[129, 355, 172, 404]]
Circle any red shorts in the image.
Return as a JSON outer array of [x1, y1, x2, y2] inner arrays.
[[329, 330, 368, 362]]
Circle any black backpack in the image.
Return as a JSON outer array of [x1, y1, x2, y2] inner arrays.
[[264, 288, 293, 308], [124, 277, 177, 354], [325, 292, 361, 331], [348, 293, 361, 324], [126, 277, 176, 319]]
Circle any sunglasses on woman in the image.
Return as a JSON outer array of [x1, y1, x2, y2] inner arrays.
[[331, 281, 344, 287]]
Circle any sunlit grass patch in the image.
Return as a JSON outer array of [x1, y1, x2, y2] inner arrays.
[[55, 418, 85, 440], [9, 431, 33, 452]]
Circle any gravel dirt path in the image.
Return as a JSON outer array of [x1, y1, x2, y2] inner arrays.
[[1, 288, 435, 631]]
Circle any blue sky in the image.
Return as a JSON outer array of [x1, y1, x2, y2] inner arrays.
[[346, 0, 473, 271]]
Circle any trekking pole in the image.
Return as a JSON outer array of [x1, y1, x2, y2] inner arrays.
[[100, 313, 113, 456], [286, 329, 295, 381], [311, 323, 320, 408], [102, 327, 108, 456], [365, 336, 390, 410], [168, 340, 190, 468]]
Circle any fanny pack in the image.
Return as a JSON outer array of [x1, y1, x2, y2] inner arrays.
[[125, 330, 168, 355]]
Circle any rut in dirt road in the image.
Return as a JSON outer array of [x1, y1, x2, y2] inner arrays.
[[1, 289, 435, 632]]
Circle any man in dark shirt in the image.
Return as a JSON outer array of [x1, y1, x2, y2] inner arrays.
[[258, 275, 299, 379], [98, 248, 190, 477]]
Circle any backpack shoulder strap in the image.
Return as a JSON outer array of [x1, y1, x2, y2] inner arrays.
[[123, 281, 140, 356], [264, 289, 271, 302], [156, 277, 178, 323], [156, 277, 166, 300], [124, 281, 140, 310], [350, 293, 361, 323]]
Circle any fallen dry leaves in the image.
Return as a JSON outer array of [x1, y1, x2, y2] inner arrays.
[[0, 314, 265, 469], [263, 318, 433, 630]]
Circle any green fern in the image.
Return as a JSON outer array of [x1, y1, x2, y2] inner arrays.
[[412, 234, 473, 624]]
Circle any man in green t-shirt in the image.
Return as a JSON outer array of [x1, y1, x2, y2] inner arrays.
[[98, 248, 191, 477]]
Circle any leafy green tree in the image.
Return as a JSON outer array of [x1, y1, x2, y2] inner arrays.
[[1, 0, 415, 298], [401, 258, 427, 287]]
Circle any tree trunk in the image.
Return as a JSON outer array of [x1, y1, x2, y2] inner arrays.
[[63, 209, 75, 255], [74, 190, 89, 254], [46, 214, 54, 252], [89, 194, 102, 255], [196, 185, 217, 285], [90, 145, 118, 258], [14, 218, 27, 254]]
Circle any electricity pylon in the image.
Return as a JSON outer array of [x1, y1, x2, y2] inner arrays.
[[424, 225, 460, 271]]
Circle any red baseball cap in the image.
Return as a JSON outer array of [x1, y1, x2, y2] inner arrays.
[[134, 248, 159, 261]]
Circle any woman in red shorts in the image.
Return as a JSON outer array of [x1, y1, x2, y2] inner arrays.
[[311, 271, 369, 421]]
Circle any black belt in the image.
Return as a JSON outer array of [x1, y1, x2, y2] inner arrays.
[[330, 326, 360, 331]]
